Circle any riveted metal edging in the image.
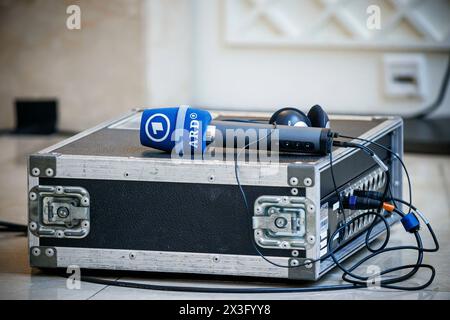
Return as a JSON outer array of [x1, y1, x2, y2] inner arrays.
[[287, 164, 315, 187], [287, 257, 316, 280], [29, 154, 58, 178], [30, 246, 57, 268]]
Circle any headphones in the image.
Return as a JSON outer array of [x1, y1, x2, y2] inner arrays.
[[140, 104, 333, 155], [269, 105, 330, 129]]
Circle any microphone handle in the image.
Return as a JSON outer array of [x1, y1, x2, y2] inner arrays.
[[209, 120, 332, 155]]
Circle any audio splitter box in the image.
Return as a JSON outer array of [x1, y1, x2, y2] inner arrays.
[[27, 110, 403, 281]]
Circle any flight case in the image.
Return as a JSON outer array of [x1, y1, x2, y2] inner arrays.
[[27, 109, 403, 280]]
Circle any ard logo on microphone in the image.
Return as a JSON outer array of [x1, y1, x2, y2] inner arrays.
[[145, 113, 171, 142], [188, 111, 200, 149]]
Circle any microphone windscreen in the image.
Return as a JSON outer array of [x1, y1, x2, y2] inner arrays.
[[140, 106, 212, 154]]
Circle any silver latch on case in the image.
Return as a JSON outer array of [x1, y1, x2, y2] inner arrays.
[[253, 196, 315, 250], [29, 185, 90, 239]]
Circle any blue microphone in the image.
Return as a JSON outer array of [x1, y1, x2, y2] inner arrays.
[[140, 106, 212, 154], [140, 106, 333, 155]]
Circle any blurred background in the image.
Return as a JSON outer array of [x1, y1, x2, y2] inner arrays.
[[0, 0, 449, 136], [0, 0, 449, 299]]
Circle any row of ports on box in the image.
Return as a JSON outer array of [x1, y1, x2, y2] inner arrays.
[[340, 169, 387, 240], [341, 212, 377, 239], [343, 169, 387, 198]]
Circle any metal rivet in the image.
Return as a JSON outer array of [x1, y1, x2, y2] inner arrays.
[[307, 204, 315, 213], [304, 259, 313, 269], [32, 248, 41, 256], [255, 229, 262, 236], [282, 197, 289, 203], [255, 207, 262, 214], [208, 174, 215, 182], [129, 252, 136, 260], [289, 177, 299, 186], [45, 248, 54, 257], [56, 230, 64, 238], [290, 188, 298, 196], [281, 241, 289, 248], [31, 168, 40, 176], [275, 217, 288, 229], [56, 186, 64, 194], [29, 192, 37, 201], [212, 255, 220, 263], [29, 222, 37, 231], [57, 207, 69, 219], [45, 168, 54, 177], [81, 197, 89, 206], [81, 220, 89, 228], [307, 235, 316, 244], [303, 177, 313, 187], [290, 259, 299, 267], [291, 250, 299, 257]]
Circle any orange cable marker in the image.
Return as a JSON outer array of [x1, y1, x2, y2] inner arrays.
[[383, 202, 395, 212]]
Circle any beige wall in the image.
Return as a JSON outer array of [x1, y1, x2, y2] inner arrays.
[[147, 0, 450, 118], [0, 0, 146, 131], [1, 0, 449, 133]]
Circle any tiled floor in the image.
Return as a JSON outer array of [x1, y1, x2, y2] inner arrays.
[[0, 135, 449, 300]]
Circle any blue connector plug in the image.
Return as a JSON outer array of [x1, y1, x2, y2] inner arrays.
[[401, 213, 420, 233]]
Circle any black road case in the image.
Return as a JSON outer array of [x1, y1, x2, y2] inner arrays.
[[28, 110, 403, 280]]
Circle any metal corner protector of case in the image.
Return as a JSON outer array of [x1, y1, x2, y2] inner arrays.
[[287, 257, 317, 280], [30, 246, 57, 268], [287, 163, 315, 188], [29, 153, 58, 178]]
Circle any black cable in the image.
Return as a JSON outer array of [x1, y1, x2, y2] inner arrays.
[[79, 276, 359, 293], [330, 138, 390, 221], [0, 221, 27, 234], [77, 130, 358, 293], [331, 139, 391, 247], [233, 126, 331, 269], [235, 136, 437, 289], [327, 142, 439, 290], [78, 198, 438, 293], [364, 170, 391, 253], [411, 55, 450, 119], [329, 145, 346, 222], [329, 139, 386, 255], [78, 129, 357, 293], [77, 132, 438, 293], [327, 204, 437, 290], [386, 191, 439, 253], [337, 134, 413, 214]]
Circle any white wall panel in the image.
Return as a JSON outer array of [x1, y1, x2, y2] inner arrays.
[[147, 0, 450, 117]]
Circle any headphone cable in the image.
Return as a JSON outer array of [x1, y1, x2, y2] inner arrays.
[[75, 134, 438, 293]]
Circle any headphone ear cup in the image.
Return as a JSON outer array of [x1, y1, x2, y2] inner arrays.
[[307, 105, 330, 128], [269, 107, 311, 127]]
